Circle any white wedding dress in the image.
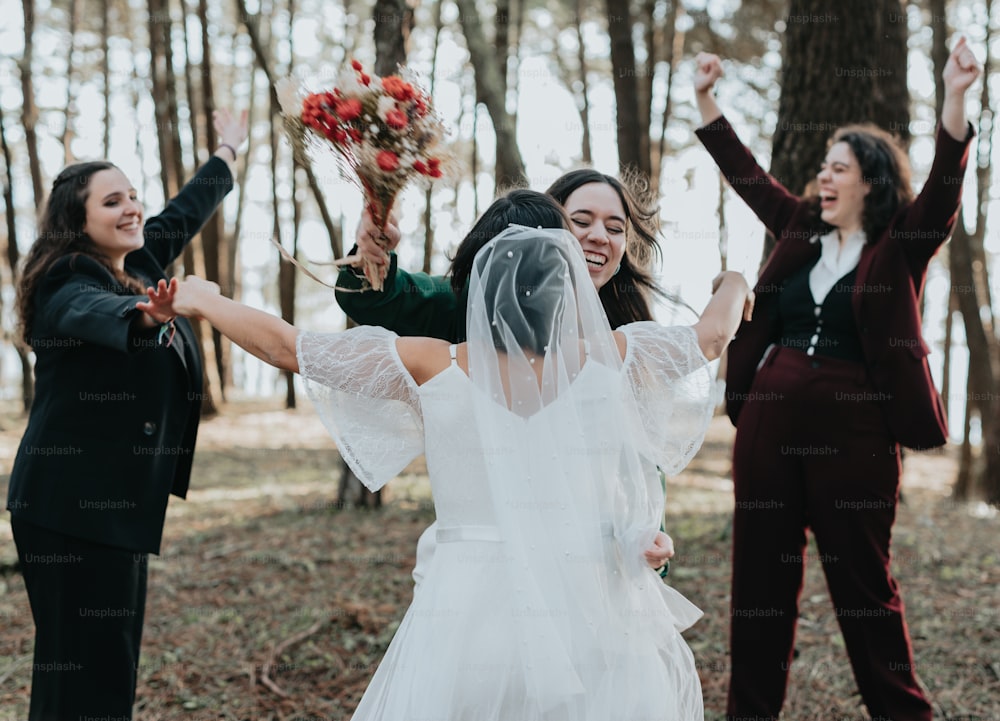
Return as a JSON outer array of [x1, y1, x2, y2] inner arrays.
[[298, 319, 715, 721]]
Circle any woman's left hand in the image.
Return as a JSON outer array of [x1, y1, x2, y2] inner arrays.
[[213, 108, 249, 152], [138, 276, 220, 320], [137, 278, 179, 323], [943, 36, 982, 97], [644, 531, 676, 569]]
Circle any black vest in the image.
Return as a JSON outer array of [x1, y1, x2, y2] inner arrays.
[[778, 259, 864, 362]]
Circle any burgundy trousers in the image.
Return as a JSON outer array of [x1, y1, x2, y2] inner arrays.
[[726, 346, 933, 721]]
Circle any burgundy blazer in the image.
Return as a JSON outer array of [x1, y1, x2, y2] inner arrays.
[[696, 116, 972, 450]]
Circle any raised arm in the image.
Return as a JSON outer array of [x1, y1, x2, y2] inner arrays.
[[941, 36, 979, 142], [336, 210, 461, 340], [138, 277, 299, 372], [142, 109, 248, 268], [895, 36, 979, 265], [691, 271, 754, 361], [693, 52, 724, 127], [692, 53, 805, 238]]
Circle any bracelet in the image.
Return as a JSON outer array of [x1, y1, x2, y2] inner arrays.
[[157, 318, 177, 348], [218, 143, 238, 161]]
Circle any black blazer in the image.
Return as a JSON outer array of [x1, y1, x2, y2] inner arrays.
[[7, 157, 233, 553]]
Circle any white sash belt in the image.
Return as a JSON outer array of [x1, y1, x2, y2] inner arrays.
[[435, 522, 615, 544]]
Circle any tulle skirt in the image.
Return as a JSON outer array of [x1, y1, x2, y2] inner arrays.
[[350, 537, 704, 721]]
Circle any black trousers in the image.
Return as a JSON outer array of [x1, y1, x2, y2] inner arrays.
[[12, 517, 148, 721]]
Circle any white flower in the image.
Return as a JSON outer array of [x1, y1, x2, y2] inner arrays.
[[377, 95, 396, 122]]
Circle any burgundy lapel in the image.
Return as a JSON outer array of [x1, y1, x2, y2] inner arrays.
[[756, 233, 821, 289]]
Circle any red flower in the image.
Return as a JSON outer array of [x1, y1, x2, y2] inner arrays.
[[413, 160, 428, 175], [376, 150, 400, 172], [333, 98, 362, 121], [385, 108, 408, 129], [351, 59, 363, 72], [359, 73, 371, 86], [381, 76, 415, 102]]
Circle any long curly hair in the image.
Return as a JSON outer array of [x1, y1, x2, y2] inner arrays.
[[804, 124, 914, 240], [545, 168, 666, 328], [16, 161, 146, 346]]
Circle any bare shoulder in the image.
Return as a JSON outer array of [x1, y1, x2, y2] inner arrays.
[[395, 336, 452, 385]]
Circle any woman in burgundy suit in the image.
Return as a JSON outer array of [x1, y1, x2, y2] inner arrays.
[[693, 39, 980, 721]]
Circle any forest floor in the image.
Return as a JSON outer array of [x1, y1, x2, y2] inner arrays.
[[0, 399, 997, 721]]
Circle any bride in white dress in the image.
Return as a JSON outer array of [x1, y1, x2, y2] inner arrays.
[[139, 200, 753, 721]]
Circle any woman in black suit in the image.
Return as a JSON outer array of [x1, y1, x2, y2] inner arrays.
[[7, 109, 246, 720]]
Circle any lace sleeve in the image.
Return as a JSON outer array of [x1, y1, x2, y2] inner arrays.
[[620, 322, 715, 475], [296, 326, 424, 491]]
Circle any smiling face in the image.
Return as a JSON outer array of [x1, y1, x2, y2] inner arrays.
[[81, 168, 144, 269], [817, 142, 870, 236], [563, 182, 628, 289]]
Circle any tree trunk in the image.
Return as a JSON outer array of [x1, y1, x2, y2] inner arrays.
[[148, 0, 180, 198], [198, 0, 230, 402], [228, 34, 255, 322], [0, 102, 34, 412], [639, 0, 655, 159], [128, 2, 148, 202], [454, 0, 526, 189], [149, 0, 219, 416], [373, 0, 412, 77], [768, 0, 909, 262], [335, 0, 421, 509], [101, 0, 112, 157], [931, 0, 1000, 503], [605, 0, 651, 180], [574, 0, 592, 164], [654, 0, 683, 195], [19, 0, 44, 207], [237, 3, 342, 257], [422, 0, 445, 275], [60, 0, 80, 165], [509, 0, 525, 131]]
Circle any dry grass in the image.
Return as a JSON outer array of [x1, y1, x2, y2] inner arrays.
[[0, 401, 997, 721]]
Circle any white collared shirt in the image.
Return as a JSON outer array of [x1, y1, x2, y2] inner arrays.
[[809, 229, 866, 305]]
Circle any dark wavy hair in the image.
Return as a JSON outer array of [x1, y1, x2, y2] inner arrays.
[[475, 231, 576, 356], [805, 124, 913, 239], [450, 189, 572, 294], [545, 168, 665, 328], [16, 161, 146, 346]]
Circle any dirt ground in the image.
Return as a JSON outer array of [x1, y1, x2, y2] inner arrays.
[[0, 399, 997, 721]]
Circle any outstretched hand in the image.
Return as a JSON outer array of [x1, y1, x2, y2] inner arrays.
[[213, 108, 249, 151], [694, 52, 724, 94], [137, 278, 180, 323], [137, 276, 221, 320]]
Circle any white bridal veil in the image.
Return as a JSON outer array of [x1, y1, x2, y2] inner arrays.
[[296, 225, 715, 719]]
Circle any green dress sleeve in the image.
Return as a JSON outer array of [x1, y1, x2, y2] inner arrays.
[[334, 251, 465, 342]]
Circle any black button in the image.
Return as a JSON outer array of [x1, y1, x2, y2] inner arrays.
[[143, 422, 157, 436]]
